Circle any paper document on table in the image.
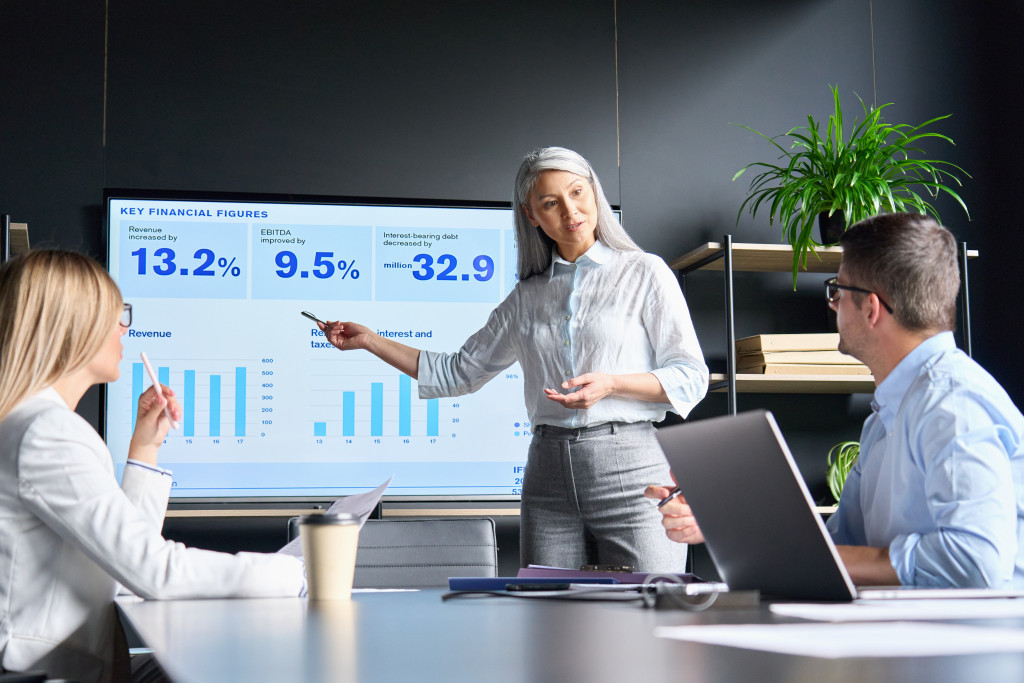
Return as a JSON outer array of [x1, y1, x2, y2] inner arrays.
[[654, 622, 1024, 658], [277, 476, 392, 557], [770, 598, 1024, 622]]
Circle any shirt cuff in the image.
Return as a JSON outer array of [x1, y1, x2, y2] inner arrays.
[[649, 366, 708, 418], [125, 458, 173, 477], [889, 532, 919, 585]]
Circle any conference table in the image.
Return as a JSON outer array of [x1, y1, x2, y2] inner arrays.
[[117, 589, 1024, 682]]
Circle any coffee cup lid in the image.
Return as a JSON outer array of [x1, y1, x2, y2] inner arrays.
[[299, 512, 359, 525]]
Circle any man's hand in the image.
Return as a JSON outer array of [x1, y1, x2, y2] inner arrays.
[[644, 484, 705, 544]]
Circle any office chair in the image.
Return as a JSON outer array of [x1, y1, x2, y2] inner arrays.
[[287, 517, 498, 588], [0, 673, 75, 683]]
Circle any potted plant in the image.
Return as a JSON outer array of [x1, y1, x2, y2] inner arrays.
[[732, 85, 970, 287], [825, 440, 860, 505]]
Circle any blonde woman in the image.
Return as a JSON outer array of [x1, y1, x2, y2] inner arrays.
[[0, 251, 305, 682]]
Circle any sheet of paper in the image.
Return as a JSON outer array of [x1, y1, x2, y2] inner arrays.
[[654, 622, 1024, 658], [770, 598, 1024, 622], [277, 476, 392, 556]]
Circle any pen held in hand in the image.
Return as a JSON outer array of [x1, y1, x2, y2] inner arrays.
[[657, 487, 682, 509], [139, 352, 180, 430]]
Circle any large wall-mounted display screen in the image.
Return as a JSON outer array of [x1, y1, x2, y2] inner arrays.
[[104, 190, 528, 500]]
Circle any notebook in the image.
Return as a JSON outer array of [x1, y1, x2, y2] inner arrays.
[[655, 410, 1024, 602]]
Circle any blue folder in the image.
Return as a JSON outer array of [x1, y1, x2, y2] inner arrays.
[[448, 576, 619, 591]]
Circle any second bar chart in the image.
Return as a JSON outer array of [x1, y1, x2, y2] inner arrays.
[[311, 375, 440, 438]]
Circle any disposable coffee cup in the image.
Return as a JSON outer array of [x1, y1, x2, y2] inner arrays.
[[300, 513, 360, 600]]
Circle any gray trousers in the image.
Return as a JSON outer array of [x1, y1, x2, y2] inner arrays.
[[519, 421, 688, 573]]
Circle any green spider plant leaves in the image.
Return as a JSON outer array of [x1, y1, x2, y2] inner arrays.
[[733, 86, 970, 288], [826, 440, 860, 505]]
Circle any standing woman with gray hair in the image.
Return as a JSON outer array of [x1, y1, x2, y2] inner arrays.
[[319, 147, 708, 571]]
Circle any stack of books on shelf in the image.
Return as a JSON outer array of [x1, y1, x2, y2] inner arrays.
[[735, 333, 870, 376]]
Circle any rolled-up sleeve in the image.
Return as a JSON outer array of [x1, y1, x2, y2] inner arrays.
[[643, 259, 709, 418], [889, 397, 1018, 588]]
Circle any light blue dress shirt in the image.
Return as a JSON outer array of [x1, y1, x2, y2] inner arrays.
[[827, 332, 1024, 587], [417, 240, 708, 428]]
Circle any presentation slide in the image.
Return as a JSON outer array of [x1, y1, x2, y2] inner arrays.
[[105, 194, 528, 499]]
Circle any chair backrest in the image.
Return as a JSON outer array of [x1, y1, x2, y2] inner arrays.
[[0, 673, 48, 682], [286, 517, 498, 588]]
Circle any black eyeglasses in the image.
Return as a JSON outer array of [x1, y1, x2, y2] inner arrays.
[[824, 277, 893, 314], [120, 303, 133, 328]]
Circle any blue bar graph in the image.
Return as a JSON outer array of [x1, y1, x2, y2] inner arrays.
[[371, 383, 384, 436], [399, 375, 411, 436], [126, 361, 252, 438], [427, 398, 439, 436], [131, 363, 143, 430], [343, 392, 355, 436], [235, 367, 246, 437], [184, 370, 196, 437], [210, 375, 221, 437], [314, 377, 439, 438]]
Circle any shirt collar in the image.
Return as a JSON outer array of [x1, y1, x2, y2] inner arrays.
[[546, 240, 613, 281], [871, 331, 956, 429], [38, 386, 69, 407]]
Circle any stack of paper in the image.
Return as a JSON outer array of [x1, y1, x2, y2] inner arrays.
[[735, 333, 869, 376]]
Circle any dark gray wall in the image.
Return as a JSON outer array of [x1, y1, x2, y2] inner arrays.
[[4, 0, 1023, 550], [102, 1, 619, 202], [1, 1, 105, 255]]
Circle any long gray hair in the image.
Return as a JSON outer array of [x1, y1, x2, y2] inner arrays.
[[513, 147, 640, 280]]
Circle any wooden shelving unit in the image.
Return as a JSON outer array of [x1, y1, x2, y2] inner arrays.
[[708, 372, 875, 394], [671, 241, 845, 273], [673, 238, 977, 412]]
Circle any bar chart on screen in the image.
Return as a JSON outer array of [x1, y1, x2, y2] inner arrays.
[[309, 375, 441, 439], [105, 193, 539, 497], [305, 355, 446, 442], [129, 358, 266, 440]]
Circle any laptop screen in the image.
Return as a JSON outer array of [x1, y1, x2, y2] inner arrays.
[[656, 410, 857, 602]]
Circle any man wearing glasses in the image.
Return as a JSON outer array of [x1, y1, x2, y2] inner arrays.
[[653, 212, 1024, 588]]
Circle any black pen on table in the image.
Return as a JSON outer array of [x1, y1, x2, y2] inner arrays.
[[657, 487, 682, 509]]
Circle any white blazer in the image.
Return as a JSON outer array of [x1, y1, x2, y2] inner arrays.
[[0, 388, 303, 682]]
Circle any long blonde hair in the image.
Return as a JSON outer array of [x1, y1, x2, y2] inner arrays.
[[0, 250, 122, 420]]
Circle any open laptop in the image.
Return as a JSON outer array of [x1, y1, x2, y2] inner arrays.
[[655, 410, 1024, 602]]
